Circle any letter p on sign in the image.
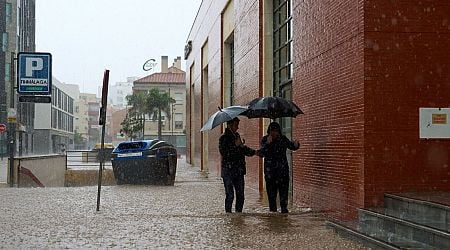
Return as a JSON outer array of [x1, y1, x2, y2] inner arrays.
[[25, 58, 43, 77]]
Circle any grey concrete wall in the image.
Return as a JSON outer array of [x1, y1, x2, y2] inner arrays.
[[13, 155, 66, 187]]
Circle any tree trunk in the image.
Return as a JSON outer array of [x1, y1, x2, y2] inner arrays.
[[158, 109, 162, 139]]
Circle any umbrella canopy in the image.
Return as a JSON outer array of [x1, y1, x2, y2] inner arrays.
[[200, 105, 248, 132], [242, 96, 303, 119]]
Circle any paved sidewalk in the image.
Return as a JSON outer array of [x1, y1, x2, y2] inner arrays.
[[0, 157, 367, 249]]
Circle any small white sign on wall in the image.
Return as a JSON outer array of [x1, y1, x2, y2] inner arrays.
[[419, 108, 450, 139]]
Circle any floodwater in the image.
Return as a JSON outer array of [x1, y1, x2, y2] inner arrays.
[[0, 157, 367, 249]]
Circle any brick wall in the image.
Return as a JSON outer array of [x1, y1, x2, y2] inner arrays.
[[292, 0, 365, 219], [234, 0, 261, 186], [364, 0, 450, 207], [186, 0, 262, 187], [187, 0, 450, 220], [293, 0, 450, 219]]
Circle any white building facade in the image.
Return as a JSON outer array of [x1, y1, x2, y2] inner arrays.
[[108, 77, 137, 108], [33, 77, 75, 154]]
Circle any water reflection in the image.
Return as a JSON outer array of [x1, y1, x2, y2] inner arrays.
[[261, 215, 292, 233]]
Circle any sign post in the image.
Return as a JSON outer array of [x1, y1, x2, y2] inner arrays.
[[97, 70, 109, 211], [8, 52, 16, 187]]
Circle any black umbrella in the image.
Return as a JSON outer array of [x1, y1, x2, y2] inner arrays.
[[242, 96, 303, 119]]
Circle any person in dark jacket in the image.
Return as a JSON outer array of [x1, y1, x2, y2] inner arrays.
[[258, 121, 299, 213], [219, 117, 256, 213]]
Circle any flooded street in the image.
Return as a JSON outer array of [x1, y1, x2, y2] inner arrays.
[[0, 158, 366, 249]]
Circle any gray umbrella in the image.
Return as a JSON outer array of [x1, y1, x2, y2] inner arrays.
[[200, 106, 248, 132]]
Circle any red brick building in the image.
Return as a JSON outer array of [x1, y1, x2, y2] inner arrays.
[[185, 0, 450, 219]]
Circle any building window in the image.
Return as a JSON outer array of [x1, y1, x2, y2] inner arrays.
[[273, 0, 293, 139], [69, 98, 74, 114], [229, 39, 234, 105], [6, 3, 12, 23], [52, 87, 56, 106], [58, 110, 63, 129], [175, 121, 183, 129], [224, 33, 234, 106], [175, 92, 183, 102], [5, 63, 10, 81], [52, 109, 57, 129], [273, 0, 292, 96], [2, 33, 8, 52], [58, 90, 62, 108]]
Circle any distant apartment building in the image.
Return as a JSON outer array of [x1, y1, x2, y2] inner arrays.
[[76, 93, 107, 149], [110, 107, 127, 145], [107, 77, 137, 108], [133, 56, 186, 149], [33, 77, 75, 154], [0, 0, 36, 155], [74, 93, 96, 149]]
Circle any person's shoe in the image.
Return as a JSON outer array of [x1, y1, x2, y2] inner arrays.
[[225, 210, 232, 213], [281, 208, 289, 214]]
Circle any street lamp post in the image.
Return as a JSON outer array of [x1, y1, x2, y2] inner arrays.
[[171, 103, 174, 145]]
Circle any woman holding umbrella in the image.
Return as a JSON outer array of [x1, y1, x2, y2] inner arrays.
[[258, 121, 300, 213]]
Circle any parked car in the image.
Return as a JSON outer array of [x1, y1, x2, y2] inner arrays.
[[111, 140, 177, 185]]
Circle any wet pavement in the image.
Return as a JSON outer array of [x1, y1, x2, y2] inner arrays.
[[0, 157, 367, 249]]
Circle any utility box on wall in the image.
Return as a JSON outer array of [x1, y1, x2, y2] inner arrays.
[[419, 108, 450, 139]]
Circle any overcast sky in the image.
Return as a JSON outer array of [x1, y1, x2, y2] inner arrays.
[[35, 0, 202, 95]]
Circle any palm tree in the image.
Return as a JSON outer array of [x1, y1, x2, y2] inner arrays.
[[125, 91, 147, 139], [146, 88, 175, 139]]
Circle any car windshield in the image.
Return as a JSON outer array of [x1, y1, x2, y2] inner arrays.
[[117, 142, 146, 150]]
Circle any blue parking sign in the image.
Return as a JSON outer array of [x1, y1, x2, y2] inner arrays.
[[17, 52, 52, 94]]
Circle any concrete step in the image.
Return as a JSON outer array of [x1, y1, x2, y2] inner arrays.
[[327, 220, 401, 250], [359, 208, 450, 249], [328, 219, 437, 249], [384, 193, 450, 232]]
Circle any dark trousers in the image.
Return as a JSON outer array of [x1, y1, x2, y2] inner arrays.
[[222, 174, 245, 213], [265, 176, 289, 212]]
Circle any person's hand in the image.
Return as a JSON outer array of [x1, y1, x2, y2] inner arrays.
[[294, 140, 300, 148], [267, 135, 273, 144], [235, 135, 243, 146]]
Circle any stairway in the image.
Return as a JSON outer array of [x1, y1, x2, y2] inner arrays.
[[328, 193, 450, 249]]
